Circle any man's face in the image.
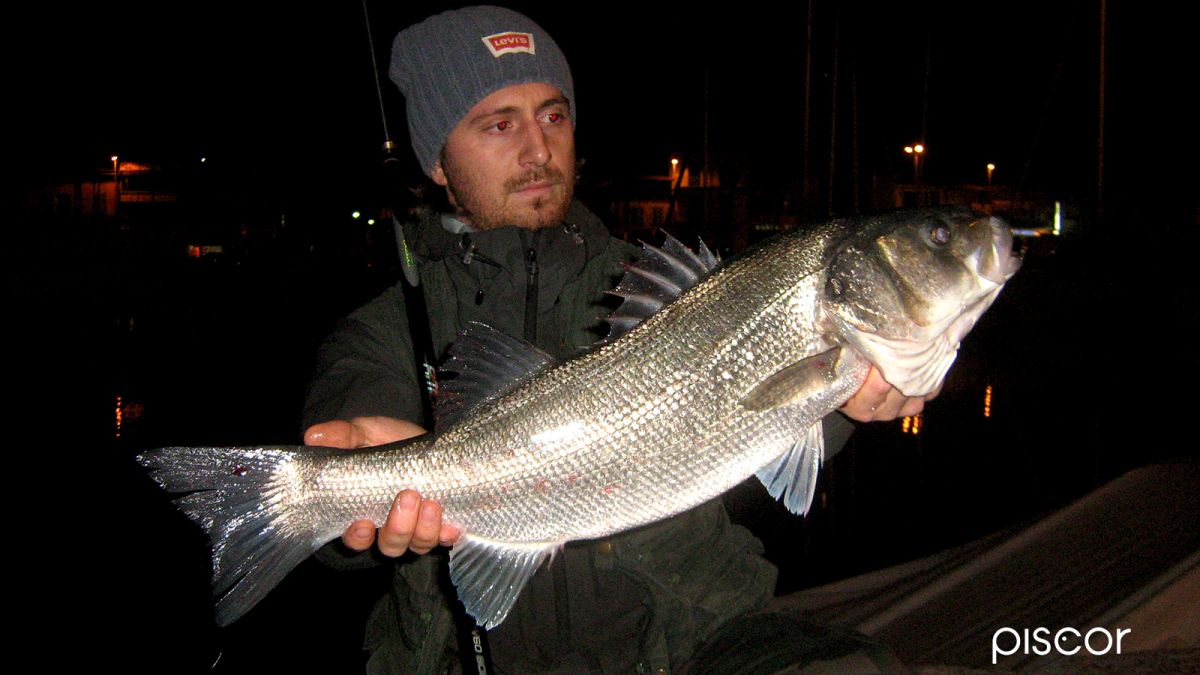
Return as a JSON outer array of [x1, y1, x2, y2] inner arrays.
[[432, 82, 575, 230]]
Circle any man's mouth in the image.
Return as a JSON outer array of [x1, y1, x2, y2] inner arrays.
[[513, 180, 557, 195], [507, 169, 564, 196]]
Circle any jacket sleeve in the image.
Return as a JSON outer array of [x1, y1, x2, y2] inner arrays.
[[302, 284, 426, 431], [822, 413, 855, 462]]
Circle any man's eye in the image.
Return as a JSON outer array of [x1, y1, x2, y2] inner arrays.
[[543, 111, 566, 124], [493, 120, 513, 132]]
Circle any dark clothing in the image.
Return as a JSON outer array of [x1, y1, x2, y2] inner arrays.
[[303, 202, 852, 673]]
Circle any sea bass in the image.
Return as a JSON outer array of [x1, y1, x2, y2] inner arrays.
[[140, 207, 1019, 629]]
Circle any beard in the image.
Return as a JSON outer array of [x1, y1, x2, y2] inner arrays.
[[441, 159, 575, 231]]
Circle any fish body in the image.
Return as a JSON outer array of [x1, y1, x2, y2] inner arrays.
[[141, 207, 1019, 628]]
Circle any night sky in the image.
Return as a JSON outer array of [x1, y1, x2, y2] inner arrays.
[[15, 1, 1194, 222], [12, 2, 1197, 671]]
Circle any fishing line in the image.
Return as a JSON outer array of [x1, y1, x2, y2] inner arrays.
[[361, 0, 393, 150]]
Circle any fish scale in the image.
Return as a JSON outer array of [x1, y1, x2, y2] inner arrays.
[[140, 207, 1019, 628], [300, 223, 855, 548]]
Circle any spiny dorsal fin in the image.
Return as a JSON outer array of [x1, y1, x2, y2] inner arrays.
[[435, 323, 554, 431], [603, 233, 719, 343]]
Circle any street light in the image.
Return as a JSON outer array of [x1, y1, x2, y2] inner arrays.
[[111, 155, 120, 218], [903, 144, 925, 181], [986, 163, 996, 186]]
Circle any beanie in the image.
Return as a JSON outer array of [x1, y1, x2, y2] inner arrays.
[[389, 5, 575, 177]]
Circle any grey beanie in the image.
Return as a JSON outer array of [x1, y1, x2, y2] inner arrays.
[[389, 5, 575, 177]]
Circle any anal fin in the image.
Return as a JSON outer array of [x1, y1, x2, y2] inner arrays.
[[449, 536, 559, 628]]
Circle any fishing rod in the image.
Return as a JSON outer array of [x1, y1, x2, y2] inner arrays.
[[360, 1, 493, 671]]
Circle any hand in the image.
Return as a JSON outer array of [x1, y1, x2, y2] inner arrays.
[[839, 366, 939, 422], [303, 416, 462, 556]]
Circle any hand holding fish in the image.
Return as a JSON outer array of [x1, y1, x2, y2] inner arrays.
[[839, 366, 936, 422], [304, 417, 462, 556]]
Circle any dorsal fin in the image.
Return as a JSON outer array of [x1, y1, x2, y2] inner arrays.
[[435, 323, 555, 431], [603, 233, 719, 343]]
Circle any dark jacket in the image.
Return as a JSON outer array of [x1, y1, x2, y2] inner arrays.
[[303, 202, 785, 673]]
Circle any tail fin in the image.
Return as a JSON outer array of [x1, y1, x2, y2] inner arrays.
[[138, 445, 324, 625]]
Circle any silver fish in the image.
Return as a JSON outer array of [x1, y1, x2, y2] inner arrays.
[[139, 207, 1019, 629]]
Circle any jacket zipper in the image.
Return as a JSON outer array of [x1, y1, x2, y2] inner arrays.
[[521, 228, 570, 644], [523, 229, 540, 345]]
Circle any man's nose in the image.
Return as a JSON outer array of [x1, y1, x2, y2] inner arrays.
[[519, 124, 550, 167]]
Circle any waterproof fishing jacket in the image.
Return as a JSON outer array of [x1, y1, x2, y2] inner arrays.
[[303, 202, 845, 673]]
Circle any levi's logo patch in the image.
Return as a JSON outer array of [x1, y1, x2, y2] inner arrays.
[[482, 31, 535, 57]]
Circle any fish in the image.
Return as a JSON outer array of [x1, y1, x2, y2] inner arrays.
[[139, 206, 1019, 629]]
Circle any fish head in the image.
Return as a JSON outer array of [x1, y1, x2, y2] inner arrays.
[[823, 208, 1020, 396]]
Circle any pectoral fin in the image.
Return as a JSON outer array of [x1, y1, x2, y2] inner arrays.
[[448, 536, 560, 629], [755, 422, 825, 515], [738, 347, 842, 412]]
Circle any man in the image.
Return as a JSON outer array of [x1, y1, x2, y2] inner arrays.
[[302, 6, 926, 672]]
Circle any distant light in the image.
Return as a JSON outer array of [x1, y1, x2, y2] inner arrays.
[[115, 395, 123, 439], [671, 158, 679, 166], [200, 157, 207, 163], [986, 163, 996, 171], [901, 415, 922, 434], [904, 146, 914, 154], [1053, 201, 1062, 236], [984, 384, 993, 418], [367, 219, 376, 226], [351, 211, 361, 219], [901, 416, 911, 433], [913, 144, 924, 154], [912, 414, 921, 435]]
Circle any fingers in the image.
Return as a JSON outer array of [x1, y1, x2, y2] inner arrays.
[[339, 491, 461, 556], [839, 366, 929, 422], [839, 367, 892, 422], [377, 490, 448, 556], [305, 420, 359, 449], [354, 416, 427, 447], [304, 417, 426, 449], [341, 519, 377, 552]]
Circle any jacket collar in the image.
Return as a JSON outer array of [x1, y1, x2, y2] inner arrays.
[[404, 200, 611, 278]]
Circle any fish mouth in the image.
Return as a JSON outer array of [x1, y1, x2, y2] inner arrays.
[[979, 215, 1022, 285]]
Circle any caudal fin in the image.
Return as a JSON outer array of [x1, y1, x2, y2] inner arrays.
[[138, 445, 323, 625]]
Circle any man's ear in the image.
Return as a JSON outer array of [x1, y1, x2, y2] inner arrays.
[[431, 158, 448, 187]]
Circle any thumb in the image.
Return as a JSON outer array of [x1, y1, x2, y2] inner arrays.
[[303, 420, 359, 449]]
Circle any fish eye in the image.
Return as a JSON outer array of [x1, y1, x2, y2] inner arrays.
[[926, 223, 952, 247]]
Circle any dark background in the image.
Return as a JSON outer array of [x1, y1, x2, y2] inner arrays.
[[9, 1, 1196, 671]]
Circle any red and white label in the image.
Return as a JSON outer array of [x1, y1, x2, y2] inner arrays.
[[482, 31, 536, 57]]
